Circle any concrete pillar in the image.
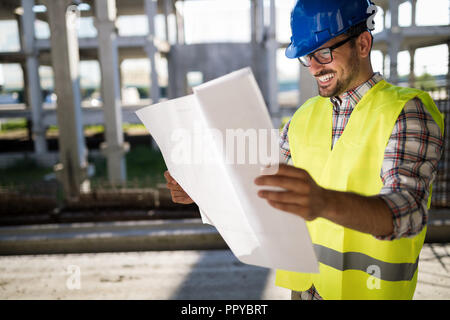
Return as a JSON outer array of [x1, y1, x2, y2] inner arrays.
[[411, 0, 417, 26], [175, 0, 184, 44], [172, 0, 179, 44], [20, 0, 48, 158], [251, 0, 264, 43], [94, 0, 128, 185], [144, 0, 160, 104], [388, 40, 400, 85], [388, 0, 401, 85], [167, 46, 185, 99], [163, 0, 174, 100], [381, 50, 386, 76], [282, 4, 316, 106], [250, 0, 269, 113], [144, 0, 160, 150], [409, 48, 416, 88], [298, 64, 317, 106], [20, 62, 29, 106], [447, 41, 450, 90], [265, 0, 279, 124], [119, 58, 125, 94], [163, 0, 171, 42], [42, 0, 90, 200]]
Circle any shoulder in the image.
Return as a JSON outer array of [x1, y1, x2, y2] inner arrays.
[[392, 97, 444, 145], [375, 83, 443, 135]]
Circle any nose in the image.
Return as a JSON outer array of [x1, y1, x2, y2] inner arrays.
[[307, 58, 324, 76]]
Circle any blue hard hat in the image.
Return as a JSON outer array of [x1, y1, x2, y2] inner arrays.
[[286, 0, 375, 59]]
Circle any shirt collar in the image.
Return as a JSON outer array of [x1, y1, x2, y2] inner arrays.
[[330, 72, 384, 110]]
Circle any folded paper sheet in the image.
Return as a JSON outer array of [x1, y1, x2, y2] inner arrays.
[[136, 68, 318, 273]]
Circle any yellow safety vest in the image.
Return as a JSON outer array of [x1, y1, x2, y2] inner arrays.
[[275, 80, 444, 300]]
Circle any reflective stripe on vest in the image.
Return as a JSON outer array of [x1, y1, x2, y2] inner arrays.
[[275, 80, 445, 299], [313, 244, 419, 282]]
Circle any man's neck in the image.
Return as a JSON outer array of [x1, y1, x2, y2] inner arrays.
[[336, 71, 375, 99]]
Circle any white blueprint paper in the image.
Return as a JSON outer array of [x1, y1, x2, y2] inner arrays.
[[136, 68, 318, 273]]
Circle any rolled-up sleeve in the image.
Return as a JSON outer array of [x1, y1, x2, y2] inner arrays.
[[280, 119, 292, 165], [377, 97, 444, 240]]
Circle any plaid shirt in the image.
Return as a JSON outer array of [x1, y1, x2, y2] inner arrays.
[[282, 73, 444, 300]]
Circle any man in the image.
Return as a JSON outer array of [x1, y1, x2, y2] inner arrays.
[[165, 0, 444, 299]]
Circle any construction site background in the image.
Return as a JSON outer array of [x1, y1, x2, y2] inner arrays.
[[0, 0, 449, 300]]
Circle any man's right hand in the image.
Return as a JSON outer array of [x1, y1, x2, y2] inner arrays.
[[164, 171, 194, 204]]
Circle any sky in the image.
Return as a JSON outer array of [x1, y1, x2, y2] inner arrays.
[[0, 0, 448, 89]]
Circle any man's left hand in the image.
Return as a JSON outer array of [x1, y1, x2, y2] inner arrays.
[[254, 164, 328, 221]]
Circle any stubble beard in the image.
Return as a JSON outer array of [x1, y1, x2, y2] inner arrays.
[[317, 50, 360, 98]]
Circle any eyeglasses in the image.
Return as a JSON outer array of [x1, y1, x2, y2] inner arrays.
[[298, 34, 359, 67]]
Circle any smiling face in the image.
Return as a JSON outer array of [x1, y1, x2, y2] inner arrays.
[[307, 32, 372, 98]]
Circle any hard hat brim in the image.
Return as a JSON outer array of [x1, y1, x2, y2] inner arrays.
[[285, 43, 299, 59]]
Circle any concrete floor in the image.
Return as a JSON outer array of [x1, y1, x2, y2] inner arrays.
[[0, 243, 449, 300]]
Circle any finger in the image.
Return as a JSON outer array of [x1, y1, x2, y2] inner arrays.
[[173, 195, 191, 201], [165, 180, 180, 189], [173, 196, 193, 204], [166, 183, 186, 192], [164, 171, 172, 182], [274, 164, 310, 179], [164, 171, 177, 185], [254, 175, 310, 193], [266, 199, 304, 216], [267, 200, 315, 221], [171, 190, 190, 198], [258, 190, 308, 206]]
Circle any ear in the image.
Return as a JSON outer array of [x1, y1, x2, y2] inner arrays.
[[357, 31, 372, 58]]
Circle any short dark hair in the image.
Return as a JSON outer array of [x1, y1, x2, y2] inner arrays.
[[345, 21, 373, 51]]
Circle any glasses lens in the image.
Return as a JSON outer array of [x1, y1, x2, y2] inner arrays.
[[298, 48, 332, 67], [314, 48, 332, 64], [298, 56, 311, 67]]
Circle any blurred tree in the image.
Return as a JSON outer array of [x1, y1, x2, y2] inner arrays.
[[415, 69, 437, 91]]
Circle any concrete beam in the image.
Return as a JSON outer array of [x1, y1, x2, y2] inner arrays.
[[401, 25, 450, 38], [95, 0, 128, 185], [0, 218, 227, 255], [373, 0, 410, 11], [42, 0, 90, 200], [0, 104, 144, 127]]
